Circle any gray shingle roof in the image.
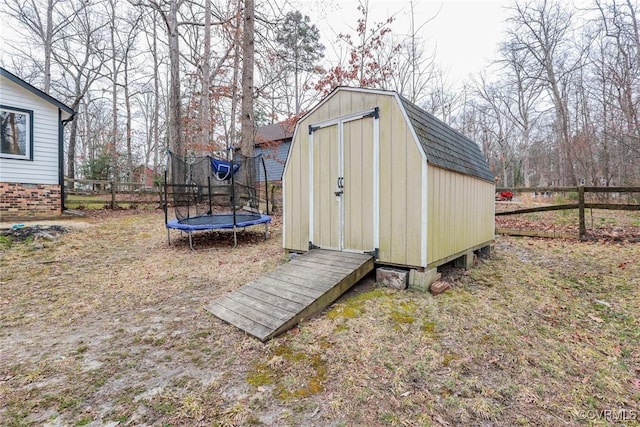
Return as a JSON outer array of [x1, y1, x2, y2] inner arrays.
[[255, 122, 294, 145], [398, 95, 494, 183]]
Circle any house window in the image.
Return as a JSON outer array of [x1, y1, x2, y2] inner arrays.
[[0, 106, 33, 160]]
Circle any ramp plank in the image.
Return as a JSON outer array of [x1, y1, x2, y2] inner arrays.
[[225, 292, 294, 323], [206, 301, 272, 339], [263, 271, 334, 292], [275, 263, 345, 280], [205, 249, 374, 341], [288, 258, 355, 275], [236, 286, 305, 313], [253, 276, 323, 299]]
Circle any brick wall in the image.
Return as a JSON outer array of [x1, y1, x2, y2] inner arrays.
[[0, 182, 62, 220]]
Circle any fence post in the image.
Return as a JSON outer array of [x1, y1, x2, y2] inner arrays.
[[578, 185, 586, 239], [111, 181, 116, 209]]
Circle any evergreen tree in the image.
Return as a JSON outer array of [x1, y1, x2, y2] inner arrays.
[[276, 11, 324, 114]]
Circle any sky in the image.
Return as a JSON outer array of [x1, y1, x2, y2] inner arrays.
[[292, 0, 512, 86]]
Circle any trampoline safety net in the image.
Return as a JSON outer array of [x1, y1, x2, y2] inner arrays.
[[167, 151, 265, 221]]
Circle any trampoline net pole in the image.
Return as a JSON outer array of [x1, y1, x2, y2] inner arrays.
[[261, 156, 269, 215], [163, 170, 168, 226], [231, 156, 237, 226], [207, 175, 212, 215]]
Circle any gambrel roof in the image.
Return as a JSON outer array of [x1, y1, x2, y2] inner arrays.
[[398, 95, 494, 183]]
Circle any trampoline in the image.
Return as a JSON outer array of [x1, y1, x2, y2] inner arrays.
[[164, 151, 271, 249], [166, 213, 271, 249]]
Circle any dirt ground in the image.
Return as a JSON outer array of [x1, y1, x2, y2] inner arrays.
[[1, 209, 639, 426]]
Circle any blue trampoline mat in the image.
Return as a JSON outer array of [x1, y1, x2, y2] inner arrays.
[[167, 213, 271, 231]]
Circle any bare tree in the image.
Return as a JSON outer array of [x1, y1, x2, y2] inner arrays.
[[314, 0, 399, 94], [506, 0, 583, 185], [384, 0, 437, 104], [51, 0, 108, 179], [3, 0, 80, 92], [497, 40, 545, 186], [421, 69, 462, 125], [139, 7, 166, 173], [141, 0, 184, 156], [473, 75, 518, 186]]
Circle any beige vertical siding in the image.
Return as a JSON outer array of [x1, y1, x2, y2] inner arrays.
[[427, 166, 495, 265], [343, 117, 374, 252], [376, 94, 424, 267], [312, 124, 340, 249], [284, 89, 426, 267], [283, 120, 309, 251]]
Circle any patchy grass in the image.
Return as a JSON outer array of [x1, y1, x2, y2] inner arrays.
[[65, 194, 157, 210], [65, 195, 113, 209], [0, 209, 638, 426]]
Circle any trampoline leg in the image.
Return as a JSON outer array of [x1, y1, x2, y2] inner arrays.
[[233, 226, 237, 248], [167, 228, 171, 246], [189, 231, 194, 250]]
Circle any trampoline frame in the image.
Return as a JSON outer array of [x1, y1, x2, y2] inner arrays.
[[166, 213, 271, 250], [164, 151, 271, 250]]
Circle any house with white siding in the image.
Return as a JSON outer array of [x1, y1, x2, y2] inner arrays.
[[0, 67, 75, 219]]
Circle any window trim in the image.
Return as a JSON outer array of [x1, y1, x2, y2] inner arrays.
[[0, 105, 34, 161]]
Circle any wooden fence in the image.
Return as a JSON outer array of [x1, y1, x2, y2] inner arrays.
[[495, 186, 640, 239], [64, 178, 163, 209], [64, 178, 275, 212]]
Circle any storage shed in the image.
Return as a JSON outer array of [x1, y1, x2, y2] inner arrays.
[[283, 87, 495, 280]]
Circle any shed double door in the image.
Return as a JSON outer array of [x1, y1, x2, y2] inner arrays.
[[309, 110, 378, 253]]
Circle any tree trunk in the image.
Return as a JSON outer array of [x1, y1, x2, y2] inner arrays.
[[240, 0, 255, 157], [201, 0, 211, 152], [110, 0, 119, 181], [228, 0, 241, 159], [44, 0, 54, 93], [294, 64, 299, 115], [152, 12, 160, 174], [168, 0, 183, 156], [67, 114, 78, 179], [124, 56, 133, 181]]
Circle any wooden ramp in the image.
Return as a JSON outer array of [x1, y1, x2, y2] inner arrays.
[[205, 250, 374, 341]]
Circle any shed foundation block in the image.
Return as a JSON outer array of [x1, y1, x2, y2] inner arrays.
[[479, 244, 494, 258], [454, 251, 476, 269], [408, 268, 441, 292], [376, 267, 408, 290]]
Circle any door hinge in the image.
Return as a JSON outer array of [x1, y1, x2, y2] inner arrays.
[[365, 248, 379, 259], [364, 107, 379, 119]]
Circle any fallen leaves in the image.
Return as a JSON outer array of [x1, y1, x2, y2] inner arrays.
[[495, 209, 640, 243]]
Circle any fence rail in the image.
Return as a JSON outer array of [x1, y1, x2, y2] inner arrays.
[[64, 177, 162, 209], [63, 177, 273, 211], [495, 185, 640, 239]]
